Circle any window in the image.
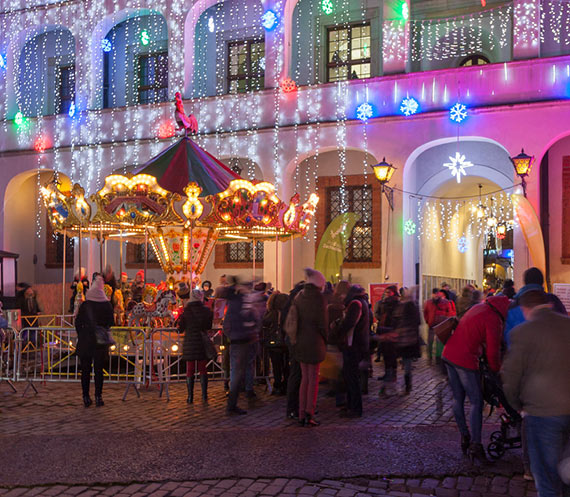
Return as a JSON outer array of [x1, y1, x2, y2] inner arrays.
[[316, 174, 381, 268], [459, 55, 490, 67], [227, 40, 265, 94], [126, 242, 159, 267], [327, 22, 371, 82], [56, 65, 75, 115], [45, 215, 74, 267], [138, 52, 168, 104], [225, 242, 264, 263], [327, 185, 373, 262]]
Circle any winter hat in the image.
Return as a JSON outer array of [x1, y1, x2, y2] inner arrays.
[[304, 268, 326, 290], [85, 275, 110, 303], [523, 267, 544, 286], [190, 289, 204, 302], [135, 270, 145, 280]]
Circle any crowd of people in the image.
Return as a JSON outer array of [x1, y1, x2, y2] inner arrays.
[[12, 263, 568, 497]]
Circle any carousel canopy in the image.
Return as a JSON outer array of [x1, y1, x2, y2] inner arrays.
[[134, 137, 241, 196]]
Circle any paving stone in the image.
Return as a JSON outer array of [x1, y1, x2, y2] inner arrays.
[[435, 488, 458, 497], [299, 486, 320, 495], [421, 479, 439, 489]]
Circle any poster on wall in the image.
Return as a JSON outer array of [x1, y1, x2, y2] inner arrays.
[[369, 283, 398, 321], [552, 284, 570, 315]]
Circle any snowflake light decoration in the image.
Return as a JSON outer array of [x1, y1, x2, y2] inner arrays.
[[457, 236, 469, 253], [450, 103, 468, 123], [443, 152, 474, 183], [404, 219, 416, 235], [400, 96, 419, 116], [140, 30, 150, 46], [68, 101, 76, 118], [101, 38, 112, 52], [322, 0, 334, 15], [356, 102, 373, 121], [0, 54, 6, 69], [261, 10, 278, 30], [208, 17, 215, 33]]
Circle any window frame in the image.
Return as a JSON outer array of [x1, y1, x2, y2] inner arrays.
[[226, 38, 265, 94], [316, 174, 382, 269], [137, 51, 169, 105], [55, 64, 75, 115], [326, 21, 372, 83], [214, 241, 265, 268]]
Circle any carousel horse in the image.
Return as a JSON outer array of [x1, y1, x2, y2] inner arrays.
[[127, 290, 176, 327], [113, 288, 125, 326]]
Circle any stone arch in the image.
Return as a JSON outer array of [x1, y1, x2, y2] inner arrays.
[[402, 136, 516, 287], [90, 8, 168, 109], [3, 169, 73, 285]]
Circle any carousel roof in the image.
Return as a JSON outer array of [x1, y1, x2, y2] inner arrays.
[[134, 137, 241, 197]]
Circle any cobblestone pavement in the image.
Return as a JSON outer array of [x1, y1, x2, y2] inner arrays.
[[1, 359, 531, 493], [0, 475, 537, 497]]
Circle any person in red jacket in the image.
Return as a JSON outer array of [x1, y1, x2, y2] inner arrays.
[[442, 295, 510, 463], [423, 289, 455, 364]]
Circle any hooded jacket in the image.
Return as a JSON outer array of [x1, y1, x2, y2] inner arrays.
[[504, 284, 567, 348], [443, 296, 510, 372]]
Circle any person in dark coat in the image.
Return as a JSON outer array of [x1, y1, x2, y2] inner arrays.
[[375, 285, 400, 392], [284, 281, 305, 420], [75, 275, 114, 407], [289, 268, 328, 427], [442, 295, 510, 463], [336, 284, 371, 417], [393, 287, 421, 394], [179, 289, 213, 404], [262, 292, 290, 395]]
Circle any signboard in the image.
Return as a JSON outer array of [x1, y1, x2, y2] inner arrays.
[[552, 284, 570, 315], [369, 283, 398, 321]]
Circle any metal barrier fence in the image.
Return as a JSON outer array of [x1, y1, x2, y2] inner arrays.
[[2, 325, 274, 400], [0, 327, 17, 391]]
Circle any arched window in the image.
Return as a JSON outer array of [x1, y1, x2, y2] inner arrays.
[[459, 54, 490, 67], [18, 27, 75, 117], [102, 13, 168, 108]]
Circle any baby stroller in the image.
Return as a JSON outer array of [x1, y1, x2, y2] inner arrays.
[[480, 358, 522, 460]]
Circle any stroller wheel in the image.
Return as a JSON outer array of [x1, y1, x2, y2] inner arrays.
[[490, 431, 503, 442], [487, 441, 505, 460]]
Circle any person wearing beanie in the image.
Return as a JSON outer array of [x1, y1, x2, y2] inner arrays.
[[131, 270, 145, 303], [179, 289, 213, 404], [504, 267, 567, 348], [75, 275, 114, 408], [288, 268, 328, 426]]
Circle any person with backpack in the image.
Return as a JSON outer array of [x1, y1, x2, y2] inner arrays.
[[75, 274, 114, 408], [335, 284, 371, 418], [442, 295, 509, 463]]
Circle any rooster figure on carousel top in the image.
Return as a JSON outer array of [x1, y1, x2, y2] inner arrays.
[[175, 92, 198, 136]]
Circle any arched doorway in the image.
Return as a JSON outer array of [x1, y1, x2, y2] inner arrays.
[[403, 138, 516, 297]]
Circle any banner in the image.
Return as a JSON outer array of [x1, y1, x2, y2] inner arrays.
[[315, 213, 360, 283]]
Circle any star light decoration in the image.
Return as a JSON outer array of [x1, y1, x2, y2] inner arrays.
[[322, 0, 334, 14], [449, 103, 468, 123], [443, 152, 474, 183], [457, 236, 469, 253], [356, 102, 373, 122], [404, 219, 416, 235], [400, 96, 419, 116], [261, 10, 278, 30]]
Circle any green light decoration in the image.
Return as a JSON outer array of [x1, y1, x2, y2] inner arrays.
[[141, 30, 150, 46], [404, 219, 416, 235], [14, 112, 23, 126], [401, 2, 409, 20], [322, 0, 333, 15]]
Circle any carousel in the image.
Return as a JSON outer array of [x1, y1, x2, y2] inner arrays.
[[41, 98, 319, 327]]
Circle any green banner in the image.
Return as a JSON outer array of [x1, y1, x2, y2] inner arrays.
[[315, 212, 361, 283]]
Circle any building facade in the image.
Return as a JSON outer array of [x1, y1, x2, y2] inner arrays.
[[1, 0, 570, 300]]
